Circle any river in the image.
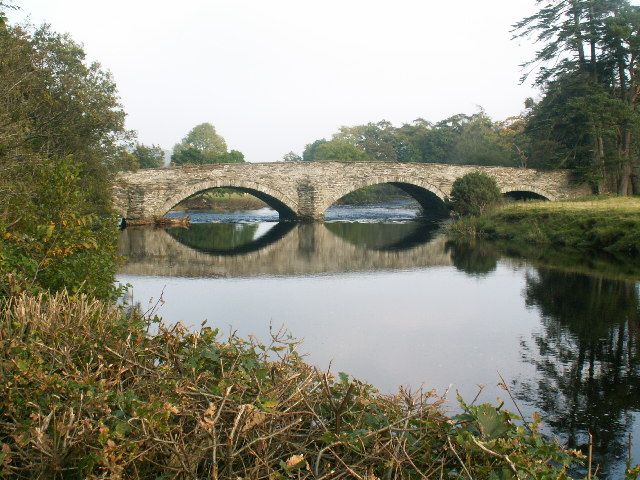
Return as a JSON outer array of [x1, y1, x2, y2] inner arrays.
[[117, 203, 640, 478]]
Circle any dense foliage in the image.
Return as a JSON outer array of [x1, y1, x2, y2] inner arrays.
[[0, 292, 588, 479], [171, 122, 244, 165], [301, 113, 525, 166], [132, 143, 165, 169], [514, 0, 640, 193], [0, 12, 124, 298], [449, 172, 503, 217]]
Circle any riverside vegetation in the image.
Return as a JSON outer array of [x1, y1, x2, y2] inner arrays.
[[447, 196, 640, 256]]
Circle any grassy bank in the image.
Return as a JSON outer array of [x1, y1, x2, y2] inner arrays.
[[448, 197, 640, 255], [0, 292, 586, 479]]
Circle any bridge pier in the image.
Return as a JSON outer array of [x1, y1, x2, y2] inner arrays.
[[295, 177, 325, 222]]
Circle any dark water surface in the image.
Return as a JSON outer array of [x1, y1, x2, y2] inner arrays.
[[118, 205, 640, 478]]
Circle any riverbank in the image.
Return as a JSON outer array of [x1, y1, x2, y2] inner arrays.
[[447, 197, 640, 255], [1, 292, 583, 478]]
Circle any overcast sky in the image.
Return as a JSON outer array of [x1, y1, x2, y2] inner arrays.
[[11, 0, 543, 162]]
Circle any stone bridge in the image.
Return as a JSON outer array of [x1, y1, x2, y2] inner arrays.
[[114, 162, 590, 221]]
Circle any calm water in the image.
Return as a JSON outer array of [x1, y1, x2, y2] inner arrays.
[[118, 205, 640, 478]]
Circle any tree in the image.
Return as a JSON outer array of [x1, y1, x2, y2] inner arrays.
[[310, 139, 371, 161], [448, 172, 502, 217], [514, 0, 640, 193], [171, 123, 243, 165], [223, 149, 244, 163], [0, 15, 125, 297], [299, 114, 528, 166], [133, 143, 165, 169], [451, 111, 516, 167], [0, 22, 131, 212], [335, 121, 407, 162], [282, 151, 302, 162], [302, 139, 328, 161]]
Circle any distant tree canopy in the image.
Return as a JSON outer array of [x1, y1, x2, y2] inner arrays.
[[282, 151, 302, 162], [308, 139, 371, 162], [301, 113, 523, 167], [171, 123, 244, 165], [133, 143, 165, 169]]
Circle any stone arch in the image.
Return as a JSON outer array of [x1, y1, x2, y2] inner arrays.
[[319, 176, 449, 215], [500, 186, 554, 201], [157, 179, 299, 219]]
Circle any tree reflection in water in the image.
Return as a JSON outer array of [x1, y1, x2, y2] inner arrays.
[[517, 269, 640, 477], [446, 241, 499, 276]]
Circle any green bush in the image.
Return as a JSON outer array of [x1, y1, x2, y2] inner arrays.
[[449, 171, 502, 217]]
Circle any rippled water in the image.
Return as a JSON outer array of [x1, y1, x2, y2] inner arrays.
[[119, 205, 640, 478]]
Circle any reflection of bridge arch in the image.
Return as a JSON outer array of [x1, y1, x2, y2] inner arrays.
[[166, 222, 296, 256], [319, 177, 449, 216], [158, 180, 299, 219]]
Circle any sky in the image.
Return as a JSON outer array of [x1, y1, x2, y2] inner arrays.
[[11, 0, 542, 162]]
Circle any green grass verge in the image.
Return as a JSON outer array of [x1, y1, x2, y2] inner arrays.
[[448, 197, 640, 256]]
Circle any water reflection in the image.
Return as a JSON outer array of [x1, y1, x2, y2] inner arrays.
[[326, 221, 441, 251], [516, 269, 640, 478], [118, 221, 451, 278], [446, 241, 500, 276], [117, 218, 640, 477], [166, 222, 295, 255]]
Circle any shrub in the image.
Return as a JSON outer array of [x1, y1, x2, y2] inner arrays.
[[449, 171, 502, 217]]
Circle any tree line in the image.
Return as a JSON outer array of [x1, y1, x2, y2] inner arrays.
[[286, 112, 528, 167], [123, 122, 245, 169]]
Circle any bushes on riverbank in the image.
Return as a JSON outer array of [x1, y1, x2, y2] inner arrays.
[[448, 197, 640, 255], [0, 17, 125, 300], [0, 292, 583, 479]]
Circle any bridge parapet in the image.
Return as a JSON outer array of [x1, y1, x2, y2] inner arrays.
[[114, 162, 591, 222]]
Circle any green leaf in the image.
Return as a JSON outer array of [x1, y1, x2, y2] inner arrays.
[[475, 404, 511, 440]]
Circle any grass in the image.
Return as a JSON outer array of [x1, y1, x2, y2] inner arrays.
[[448, 196, 640, 256], [0, 292, 587, 479]]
